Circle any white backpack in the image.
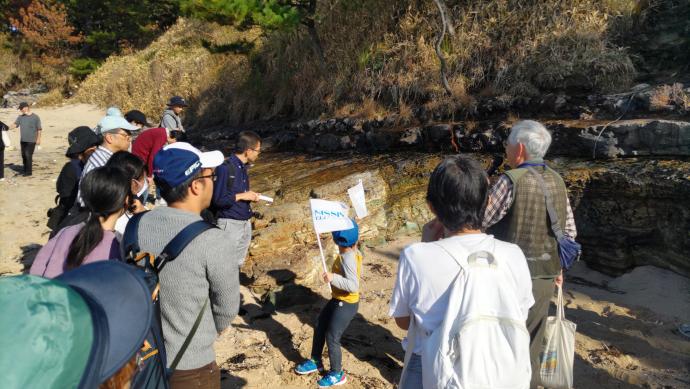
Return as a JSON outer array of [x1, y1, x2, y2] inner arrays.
[[401, 239, 531, 389]]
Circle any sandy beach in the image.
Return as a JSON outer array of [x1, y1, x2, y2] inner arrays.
[[0, 105, 688, 388]]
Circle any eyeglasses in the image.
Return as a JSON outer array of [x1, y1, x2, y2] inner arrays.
[[250, 148, 261, 154], [195, 173, 217, 182], [111, 131, 131, 140]]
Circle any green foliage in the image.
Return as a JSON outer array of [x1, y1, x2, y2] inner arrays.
[[180, 0, 303, 30], [63, 0, 180, 58], [69, 57, 100, 79]]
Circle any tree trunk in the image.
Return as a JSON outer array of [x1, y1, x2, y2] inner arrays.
[[302, 17, 326, 69]]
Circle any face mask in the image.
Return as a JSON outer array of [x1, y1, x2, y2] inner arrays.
[[136, 178, 149, 203]]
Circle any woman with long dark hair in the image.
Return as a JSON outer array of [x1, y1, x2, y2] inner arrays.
[[106, 151, 149, 239], [30, 166, 131, 278]]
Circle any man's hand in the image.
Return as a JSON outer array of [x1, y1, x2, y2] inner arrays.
[[555, 270, 564, 287], [422, 218, 444, 242], [237, 191, 261, 202], [322, 272, 333, 283]]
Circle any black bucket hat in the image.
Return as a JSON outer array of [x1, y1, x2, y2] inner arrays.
[[66, 126, 101, 156]]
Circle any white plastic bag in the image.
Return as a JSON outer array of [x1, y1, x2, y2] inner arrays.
[[1, 130, 10, 148], [538, 284, 577, 389]]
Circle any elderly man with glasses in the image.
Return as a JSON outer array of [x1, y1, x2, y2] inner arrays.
[[75, 116, 137, 207]]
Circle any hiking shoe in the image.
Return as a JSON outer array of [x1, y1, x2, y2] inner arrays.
[[317, 371, 346, 387], [295, 359, 323, 375]]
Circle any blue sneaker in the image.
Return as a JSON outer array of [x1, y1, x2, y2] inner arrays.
[[295, 359, 323, 375], [317, 370, 347, 387]]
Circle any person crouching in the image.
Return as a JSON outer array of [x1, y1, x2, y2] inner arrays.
[[295, 221, 362, 387]]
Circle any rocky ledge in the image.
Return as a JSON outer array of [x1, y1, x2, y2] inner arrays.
[[241, 153, 690, 293]]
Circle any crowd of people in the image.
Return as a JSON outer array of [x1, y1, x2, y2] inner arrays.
[[0, 95, 576, 389]]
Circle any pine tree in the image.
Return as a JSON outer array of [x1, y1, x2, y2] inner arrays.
[[181, 0, 325, 64]]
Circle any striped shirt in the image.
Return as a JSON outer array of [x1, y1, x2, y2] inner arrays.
[[483, 174, 577, 239], [77, 146, 113, 206]]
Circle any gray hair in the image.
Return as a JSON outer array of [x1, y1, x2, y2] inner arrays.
[[507, 120, 552, 159]]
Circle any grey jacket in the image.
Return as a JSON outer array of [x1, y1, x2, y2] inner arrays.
[[160, 109, 183, 131], [136, 206, 239, 369]]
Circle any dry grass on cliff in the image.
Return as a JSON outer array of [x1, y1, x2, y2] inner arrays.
[[75, 1, 638, 125], [75, 19, 260, 125]]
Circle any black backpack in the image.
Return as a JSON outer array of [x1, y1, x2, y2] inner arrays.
[[123, 212, 217, 389]]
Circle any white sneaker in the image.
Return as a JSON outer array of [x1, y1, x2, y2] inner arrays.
[[0, 178, 5, 182]]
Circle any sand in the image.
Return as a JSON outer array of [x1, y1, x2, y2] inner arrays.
[[1, 105, 689, 388]]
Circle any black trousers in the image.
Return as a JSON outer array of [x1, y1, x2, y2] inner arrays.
[[0, 139, 4, 179], [311, 298, 358, 372], [20, 141, 36, 175]]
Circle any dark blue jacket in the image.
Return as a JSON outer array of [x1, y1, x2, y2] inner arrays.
[[211, 155, 252, 220]]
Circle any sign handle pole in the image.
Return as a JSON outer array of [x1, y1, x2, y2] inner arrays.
[[315, 232, 332, 293]]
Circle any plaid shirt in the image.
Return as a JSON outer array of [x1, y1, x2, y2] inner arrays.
[[483, 175, 577, 239]]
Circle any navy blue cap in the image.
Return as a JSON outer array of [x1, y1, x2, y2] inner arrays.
[[55, 261, 153, 387], [167, 96, 188, 107], [332, 219, 359, 247], [153, 142, 224, 187]]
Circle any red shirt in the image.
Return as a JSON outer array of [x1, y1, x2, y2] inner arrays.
[[132, 127, 167, 176]]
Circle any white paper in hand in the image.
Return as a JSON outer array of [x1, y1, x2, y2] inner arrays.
[[348, 179, 368, 219], [310, 199, 353, 233], [258, 195, 274, 203]]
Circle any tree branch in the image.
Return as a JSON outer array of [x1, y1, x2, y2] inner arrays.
[[432, 0, 454, 96]]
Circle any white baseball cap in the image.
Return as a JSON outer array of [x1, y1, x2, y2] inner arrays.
[[163, 142, 224, 168]]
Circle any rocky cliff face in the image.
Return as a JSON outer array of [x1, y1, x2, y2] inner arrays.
[[235, 150, 690, 293]]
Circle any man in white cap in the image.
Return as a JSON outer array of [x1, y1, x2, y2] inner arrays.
[[134, 142, 239, 388], [76, 116, 137, 206]]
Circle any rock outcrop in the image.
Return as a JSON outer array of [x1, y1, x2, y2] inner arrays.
[[241, 153, 690, 291]]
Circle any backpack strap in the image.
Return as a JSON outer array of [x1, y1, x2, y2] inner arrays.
[[123, 211, 148, 262], [168, 298, 209, 372], [154, 220, 216, 272]]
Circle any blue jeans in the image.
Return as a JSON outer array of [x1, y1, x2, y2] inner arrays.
[[400, 353, 423, 389]]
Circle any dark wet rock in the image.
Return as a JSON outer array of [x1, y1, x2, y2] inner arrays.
[[548, 119, 690, 159], [316, 133, 341, 152], [399, 127, 422, 146], [366, 130, 397, 151]]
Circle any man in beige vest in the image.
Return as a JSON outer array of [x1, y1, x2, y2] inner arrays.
[[484, 120, 577, 386]]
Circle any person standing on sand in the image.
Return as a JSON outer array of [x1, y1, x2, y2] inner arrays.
[[0, 120, 8, 181], [30, 166, 131, 278], [77, 115, 137, 206], [58, 116, 137, 231], [135, 142, 239, 389], [295, 221, 362, 388], [47, 126, 101, 233], [160, 96, 187, 132], [129, 108, 185, 204], [11, 102, 42, 176], [483, 120, 576, 386], [392, 156, 534, 388], [211, 131, 262, 268]]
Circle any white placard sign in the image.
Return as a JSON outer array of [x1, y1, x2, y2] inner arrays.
[[310, 199, 353, 234], [347, 179, 368, 219]]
